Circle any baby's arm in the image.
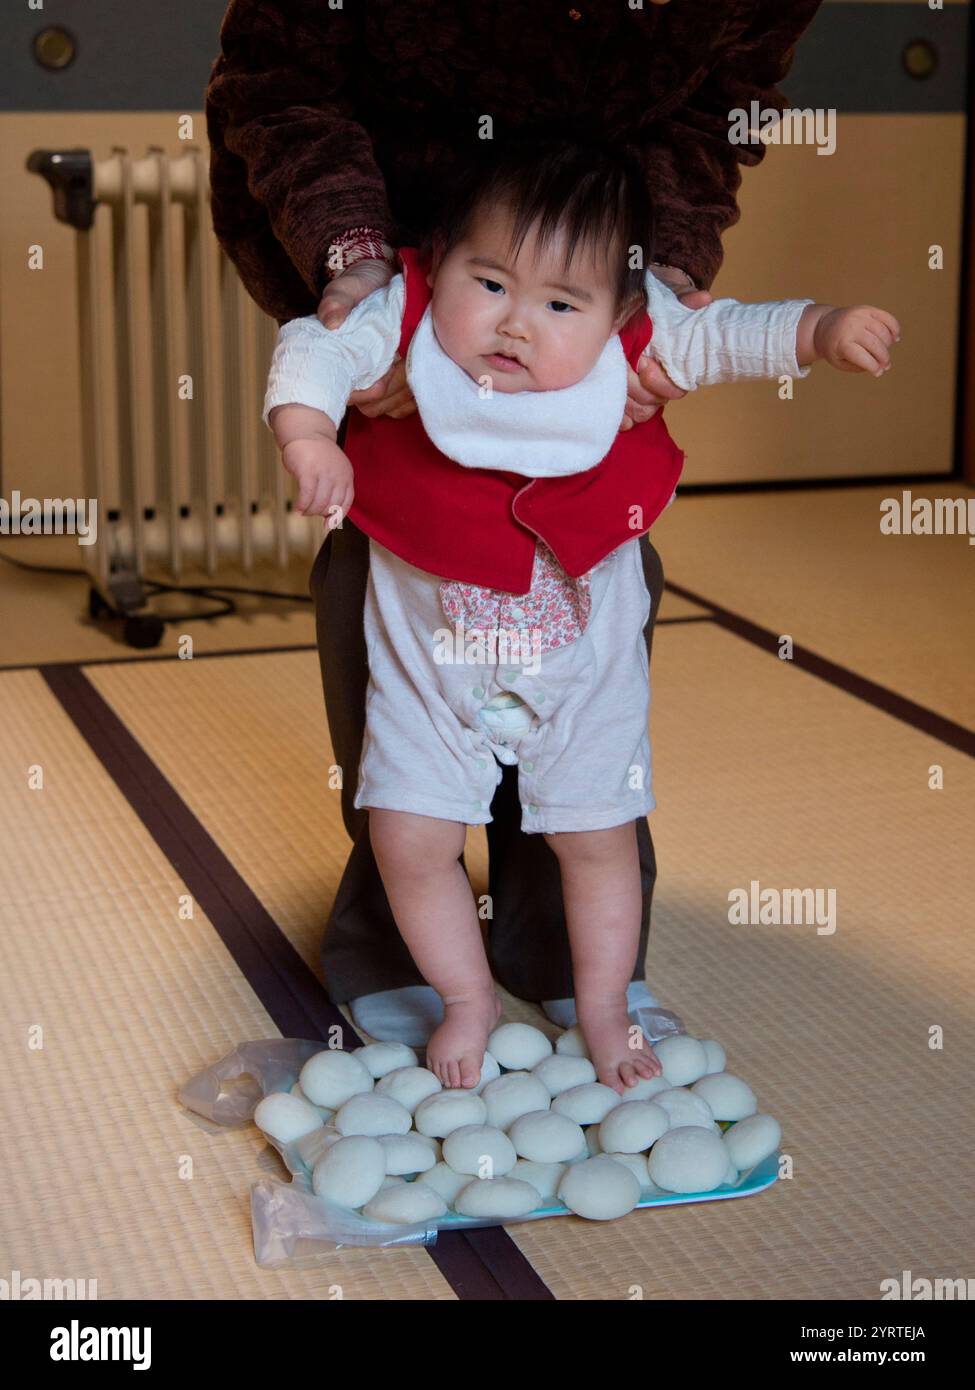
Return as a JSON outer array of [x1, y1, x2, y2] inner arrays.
[[263, 274, 404, 526], [268, 402, 351, 529], [642, 273, 900, 389]]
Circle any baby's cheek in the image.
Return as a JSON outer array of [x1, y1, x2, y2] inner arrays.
[[437, 299, 482, 361], [538, 336, 603, 392]]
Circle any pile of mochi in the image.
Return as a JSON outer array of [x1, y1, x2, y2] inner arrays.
[[253, 1024, 781, 1226]]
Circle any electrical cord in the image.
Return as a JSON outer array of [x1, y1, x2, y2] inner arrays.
[[0, 547, 312, 624]]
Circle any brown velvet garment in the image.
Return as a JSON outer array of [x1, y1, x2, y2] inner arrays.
[[205, 0, 822, 324]]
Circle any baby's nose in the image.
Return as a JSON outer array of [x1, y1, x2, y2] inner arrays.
[[499, 313, 529, 338]]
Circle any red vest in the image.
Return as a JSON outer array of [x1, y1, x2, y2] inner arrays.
[[345, 247, 685, 594]]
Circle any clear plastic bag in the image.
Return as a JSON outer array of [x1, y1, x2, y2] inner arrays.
[[179, 1038, 443, 1262]]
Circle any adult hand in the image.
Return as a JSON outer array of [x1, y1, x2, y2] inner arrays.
[[316, 255, 418, 420], [348, 356, 417, 419], [316, 256, 396, 328], [619, 284, 714, 432]]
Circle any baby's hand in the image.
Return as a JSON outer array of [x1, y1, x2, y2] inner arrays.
[[281, 436, 354, 531], [813, 305, 901, 377]]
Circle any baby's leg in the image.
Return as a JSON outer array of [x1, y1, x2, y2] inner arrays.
[[369, 809, 500, 1089], [544, 824, 662, 1095]]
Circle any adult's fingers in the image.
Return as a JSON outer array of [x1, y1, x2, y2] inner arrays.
[[349, 357, 416, 418], [620, 366, 659, 430], [348, 357, 408, 406], [317, 285, 357, 330], [316, 258, 395, 329], [621, 397, 660, 429], [626, 360, 659, 407], [355, 382, 416, 418], [636, 355, 687, 403], [347, 371, 396, 408], [677, 288, 713, 309]]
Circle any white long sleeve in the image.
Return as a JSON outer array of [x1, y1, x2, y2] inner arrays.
[[642, 271, 815, 391], [262, 275, 405, 429]]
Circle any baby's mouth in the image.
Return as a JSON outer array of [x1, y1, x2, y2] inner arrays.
[[484, 350, 527, 373]]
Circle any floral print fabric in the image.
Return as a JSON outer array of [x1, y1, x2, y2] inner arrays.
[[439, 540, 593, 658]]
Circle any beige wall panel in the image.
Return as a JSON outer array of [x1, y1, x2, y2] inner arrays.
[[670, 115, 965, 482]]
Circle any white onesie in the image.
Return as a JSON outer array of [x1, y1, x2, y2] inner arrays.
[[265, 271, 813, 832]]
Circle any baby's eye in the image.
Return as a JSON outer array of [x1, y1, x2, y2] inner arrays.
[[548, 300, 575, 314], [478, 278, 505, 295]]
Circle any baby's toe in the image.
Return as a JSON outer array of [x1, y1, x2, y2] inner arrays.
[[597, 1065, 625, 1095], [459, 1053, 481, 1089]]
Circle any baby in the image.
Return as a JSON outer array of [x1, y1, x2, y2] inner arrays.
[[265, 134, 899, 1096]]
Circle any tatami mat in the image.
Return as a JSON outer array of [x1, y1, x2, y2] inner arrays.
[[2, 487, 972, 1299], [652, 481, 975, 727], [79, 628, 974, 1299], [504, 622, 974, 1298], [0, 669, 454, 1299], [0, 539, 318, 668]]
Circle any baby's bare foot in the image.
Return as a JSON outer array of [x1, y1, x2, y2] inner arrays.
[[425, 987, 502, 1090], [576, 996, 662, 1096]]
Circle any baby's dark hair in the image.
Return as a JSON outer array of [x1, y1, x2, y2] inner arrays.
[[419, 127, 655, 318]]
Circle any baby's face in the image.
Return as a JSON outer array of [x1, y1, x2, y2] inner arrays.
[[427, 203, 629, 393]]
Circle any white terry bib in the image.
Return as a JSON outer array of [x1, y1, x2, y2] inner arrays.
[[405, 302, 629, 479]]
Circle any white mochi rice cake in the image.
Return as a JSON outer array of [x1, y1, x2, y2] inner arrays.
[[254, 1092, 324, 1144], [690, 1073, 757, 1122], [414, 1089, 488, 1138], [300, 1049, 374, 1110], [375, 1065, 442, 1113], [312, 1135, 386, 1209], [362, 1182, 448, 1225], [647, 1126, 729, 1194], [559, 1157, 641, 1220], [487, 1022, 553, 1070], [651, 1035, 710, 1086], [353, 1042, 418, 1079], [454, 1177, 542, 1219], [482, 1072, 552, 1130]]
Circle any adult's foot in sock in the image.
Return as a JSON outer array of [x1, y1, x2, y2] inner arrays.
[[348, 985, 444, 1047], [541, 979, 661, 1030]]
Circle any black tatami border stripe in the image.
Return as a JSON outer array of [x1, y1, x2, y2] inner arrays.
[[0, 616, 710, 676], [38, 662, 555, 1303], [663, 582, 975, 758]]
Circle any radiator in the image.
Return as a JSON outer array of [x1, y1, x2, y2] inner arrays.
[[27, 145, 319, 612]]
